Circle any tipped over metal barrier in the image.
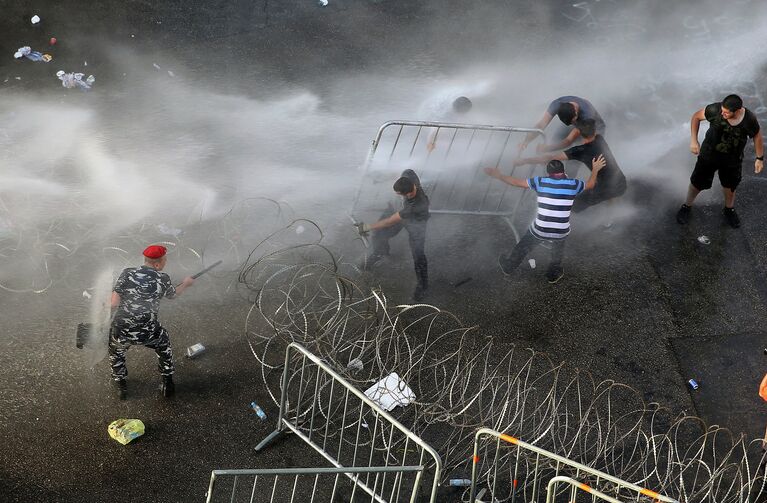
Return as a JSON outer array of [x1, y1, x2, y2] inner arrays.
[[469, 428, 679, 503], [251, 342, 442, 503], [351, 120, 545, 240], [205, 466, 424, 503]]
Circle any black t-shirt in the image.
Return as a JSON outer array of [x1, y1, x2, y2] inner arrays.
[[564, 135, 626, 189], [399, 169, 430, 222], [700, 103, 760, 161]]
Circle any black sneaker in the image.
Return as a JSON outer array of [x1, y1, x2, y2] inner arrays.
[[723, 207, 741, 228], [498, 254, 514, 276], [161, 375, 175, 398], [676, 204, 691, 225], [115, 379, 127, 401], [546, 267, 564, 284]]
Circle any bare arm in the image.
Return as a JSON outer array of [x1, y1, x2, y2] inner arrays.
[[484, 167, 529, 188], [110, 291, 121, 308], [690, 108, 706, 155], [369, 212, 403, 231], [538, 128, 581, 153], [513, 151, 568, 167], [519, 111, 554, 152], [172, 277, 195, 297], [753, 128, 764, 174], [584, 155, 606, 191]]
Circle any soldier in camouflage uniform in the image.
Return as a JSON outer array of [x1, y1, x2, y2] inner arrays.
[[109, 245, 194, 400]]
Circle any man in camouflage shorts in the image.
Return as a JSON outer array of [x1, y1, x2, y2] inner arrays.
[[109, 245, 194, 400]]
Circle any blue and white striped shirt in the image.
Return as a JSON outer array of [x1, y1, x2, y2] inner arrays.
[[527, 176, 585, 239]]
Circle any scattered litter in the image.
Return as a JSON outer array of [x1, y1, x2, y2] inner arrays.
[[687, 379, 699, 390], [364, 372, 415, 411], [318, 0, 328, 5], [295, 224, 305, 235], [56, 71, 95, 90], [31, 15, 41, 25], [14, 46, 52, 62], [152, 63, 161, 70], [250, 402, 267, 421], [186, 343, 206, 358], [697, 235, 710, 245], [448, 479, 472, 487], [156, 223, 183, 237], [14, 77, 21, 80], [167, 70, 175, 77], [528, 258, 536, 269], [108, 419, 145, 445], [49, 37, 57, 46], [347, 357, 363, 371], [82, 290, 92, 299], [130, 34, 135, 38], [83, 61, 87, 66]]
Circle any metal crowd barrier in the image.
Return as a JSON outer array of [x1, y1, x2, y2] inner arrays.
[[351, 120, 545, 239], [254, 342, 442, 503], [470, 428, 679, 503], [545, 476, 622, 503], [205, 466, 423, 503]]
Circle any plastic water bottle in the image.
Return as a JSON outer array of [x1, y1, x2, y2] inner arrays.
[[250, 402, 267, 421], [448, 479, 472, 487]]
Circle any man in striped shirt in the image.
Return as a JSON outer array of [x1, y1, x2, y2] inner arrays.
[[484, 156, 604, 283]]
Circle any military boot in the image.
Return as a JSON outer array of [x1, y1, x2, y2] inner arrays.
[[161, 375, 175, 398]]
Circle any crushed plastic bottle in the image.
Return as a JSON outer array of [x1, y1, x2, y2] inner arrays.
[[108, 419, 145, 445], [14, 46, 52, 62], [56, 71, 95, 90], [186, 343, 206, 358], [250, 402, 267, 421], [31, 15, 41, 25], [448, 479, 472, 487], [347, 357, 363, 371], [697, 235, 710, 245]]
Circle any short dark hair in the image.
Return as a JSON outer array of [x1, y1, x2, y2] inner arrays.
[[546, 160, 565, 175], [722, 94, 743, 112], [452, 96, 473, 114], [393, 177, 415, 194], [575, 118, 596, 138], [557, 103, 577, 125]]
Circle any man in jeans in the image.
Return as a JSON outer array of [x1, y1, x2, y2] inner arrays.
[[356, 169, 429, 301], [676, 94, 763, 228], [484, 156, 604, 283]]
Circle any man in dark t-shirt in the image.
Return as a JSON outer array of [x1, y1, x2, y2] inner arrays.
[[514, 118, 627, 213], [519, 95, 606, 154], [356, 169, 430, 301], [676, 94, 763, 228]]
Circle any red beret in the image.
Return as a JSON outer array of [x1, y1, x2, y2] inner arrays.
[[143, 245, 167, 259]]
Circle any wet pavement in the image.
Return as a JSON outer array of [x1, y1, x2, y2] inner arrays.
[[2, 0, 767, 502]]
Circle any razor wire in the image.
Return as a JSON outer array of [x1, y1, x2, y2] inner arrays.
[[238, 225, 767, 503]]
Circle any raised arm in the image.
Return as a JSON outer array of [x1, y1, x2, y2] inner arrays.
[[483, 167, 529, 188], [689, 108, 706, 155], [584, 155, 606, 191]]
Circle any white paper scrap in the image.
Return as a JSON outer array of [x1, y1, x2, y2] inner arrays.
[[363, 372, 415, 411]]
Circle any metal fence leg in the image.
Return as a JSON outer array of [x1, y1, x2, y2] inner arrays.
[[255, 429, 285, 451]]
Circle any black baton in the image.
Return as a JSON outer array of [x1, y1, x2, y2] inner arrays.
[[176, 260, 223, 286]]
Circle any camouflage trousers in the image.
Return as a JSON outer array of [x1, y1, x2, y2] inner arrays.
[[109, 321, 175, 381]]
